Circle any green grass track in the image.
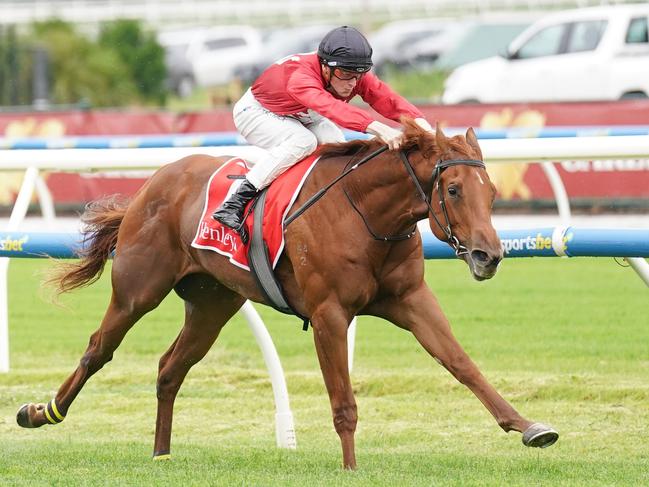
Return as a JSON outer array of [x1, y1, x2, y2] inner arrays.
[[1, 257, 647, 486]]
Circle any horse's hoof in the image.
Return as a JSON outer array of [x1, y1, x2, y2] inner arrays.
[[153, 452, 171, 461], [16, 404, 36, 428], [522, 422, 559, 448]]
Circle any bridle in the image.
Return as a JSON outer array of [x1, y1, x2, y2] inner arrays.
[[285, 145, 486, 256], [398, 151, 486, 256]]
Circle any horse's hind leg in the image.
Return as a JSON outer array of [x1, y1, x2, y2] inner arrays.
[[378, 283, 558, 449], [17, 247, 177, 429], [153, 274, 245, 460]]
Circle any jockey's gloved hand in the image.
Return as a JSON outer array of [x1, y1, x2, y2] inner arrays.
[[367, 121, 403, 150], [415, 117, 434, 132]]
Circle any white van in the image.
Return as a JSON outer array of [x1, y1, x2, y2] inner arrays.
[[442, 5, 649, 104], [158, 26, 262, 95]]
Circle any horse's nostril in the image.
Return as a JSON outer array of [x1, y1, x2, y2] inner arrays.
[[471, 249, 500, 267], [491, 255, 502, 267], [471, 249, 489, 264]]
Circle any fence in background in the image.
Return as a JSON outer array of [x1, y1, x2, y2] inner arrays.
[[0, 0, 640, 29], [3, 126, 649, 150]]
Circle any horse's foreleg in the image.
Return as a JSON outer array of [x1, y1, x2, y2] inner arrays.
[[311, 304, 358, 469], [153, 279, 245, 460], [379, 283, 558, 448]]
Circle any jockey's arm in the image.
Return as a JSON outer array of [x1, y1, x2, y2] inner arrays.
[[414, 117, 433, 132], [366, 121, 403, 150], [288, 67, 434, 149], [366, 117, 433, 150]]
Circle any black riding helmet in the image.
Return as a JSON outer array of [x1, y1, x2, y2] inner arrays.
[[317, 26, 373, 73]]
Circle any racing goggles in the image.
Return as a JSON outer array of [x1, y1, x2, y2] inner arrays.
[[332, 67, 366, 81]]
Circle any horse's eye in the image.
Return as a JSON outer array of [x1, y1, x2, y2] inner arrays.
[[448, 186, 458, 197]]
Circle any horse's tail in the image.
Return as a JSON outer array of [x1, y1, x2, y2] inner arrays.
[[51, 196, 130, 295]]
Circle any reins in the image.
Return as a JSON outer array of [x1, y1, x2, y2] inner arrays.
[[285, 142, 486, 255], [284, 145, 388, 226]]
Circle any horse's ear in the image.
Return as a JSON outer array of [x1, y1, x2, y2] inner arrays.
[[435, 122, 449, 152], [466, 127, 483, 159]]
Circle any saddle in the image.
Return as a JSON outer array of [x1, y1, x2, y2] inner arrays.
[[191, 155, 320, 329]]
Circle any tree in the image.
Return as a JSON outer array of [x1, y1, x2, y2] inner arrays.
[[99, 19, 167, 105], [29, 20, 139, 107]]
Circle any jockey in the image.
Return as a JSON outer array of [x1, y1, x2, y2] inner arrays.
[[213, 25, 433, 242]]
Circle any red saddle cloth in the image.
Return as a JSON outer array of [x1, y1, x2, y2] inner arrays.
[[191, 154, 320, 271]]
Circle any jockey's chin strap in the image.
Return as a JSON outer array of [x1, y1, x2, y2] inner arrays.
[[398, 151, 486, 256]]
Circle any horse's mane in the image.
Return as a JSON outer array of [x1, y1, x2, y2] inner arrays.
[[318, 118, 470, 161], [318, 138, 378, 160]]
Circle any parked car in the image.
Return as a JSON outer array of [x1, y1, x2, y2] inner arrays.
[[233, 24, 336, 84], [434, 17, 532, 70], [369, 19, 461, 75], [442, 5, 649, 104], [398, 22, 471, 71], [158, 28, 202, 97], [158, 25, 262, 96]]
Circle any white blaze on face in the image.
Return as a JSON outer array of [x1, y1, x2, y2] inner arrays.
[[475, 171, 484, 185]]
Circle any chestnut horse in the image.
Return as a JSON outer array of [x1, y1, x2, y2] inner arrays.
[[17, 120, 558, 468]]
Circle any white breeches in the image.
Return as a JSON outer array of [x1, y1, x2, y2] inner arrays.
[[233, 88, 345, 189]]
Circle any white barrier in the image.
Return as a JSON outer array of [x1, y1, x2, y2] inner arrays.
[[3, 134, 649, 225], [0, 146, 267, 169], [239, 302, 296, 449], [2, 135, 648, 169]]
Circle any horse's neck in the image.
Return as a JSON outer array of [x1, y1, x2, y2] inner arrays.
[[344, 151, 431, 234]]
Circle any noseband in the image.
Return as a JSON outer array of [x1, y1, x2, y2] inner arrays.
[[285, 145, 486, 256]]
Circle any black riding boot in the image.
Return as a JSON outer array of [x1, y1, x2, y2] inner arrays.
[[212, 178, 258, 244]]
